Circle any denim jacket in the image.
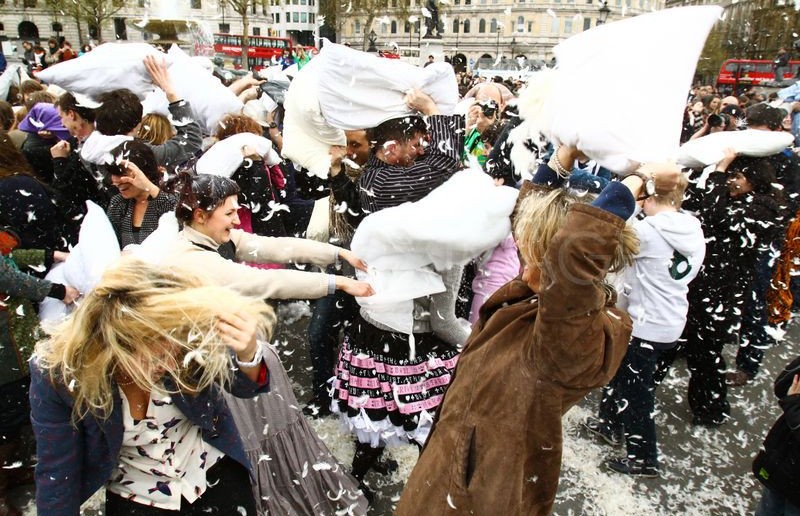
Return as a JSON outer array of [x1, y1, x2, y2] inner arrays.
[[29, 357, 269, 516]]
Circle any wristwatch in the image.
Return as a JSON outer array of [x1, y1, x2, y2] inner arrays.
[[631, 171, 656, 199], [268, 122, 278, 130]]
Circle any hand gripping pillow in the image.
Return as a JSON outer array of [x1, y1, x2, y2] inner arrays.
[[195, 133, 281, 178], [36, 42, 162, 99], [316, 41, 459, 130], [166, 45, 243, 134]]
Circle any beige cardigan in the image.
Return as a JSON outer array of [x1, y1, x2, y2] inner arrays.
[[162, 226, 340, 300]]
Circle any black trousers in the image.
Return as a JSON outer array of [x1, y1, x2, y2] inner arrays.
[[105, 456, 257, 515]]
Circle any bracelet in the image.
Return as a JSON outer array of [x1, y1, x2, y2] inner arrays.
[[235, 343, 264, 368], [551, 147, 572, 178]]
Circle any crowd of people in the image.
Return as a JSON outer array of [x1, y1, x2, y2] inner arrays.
[[0, 33, 799, 516]]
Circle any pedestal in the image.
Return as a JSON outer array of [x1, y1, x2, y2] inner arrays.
[[418, 38, 444, 67]]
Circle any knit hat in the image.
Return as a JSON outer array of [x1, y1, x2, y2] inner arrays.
[[18, 103, 70, 140]]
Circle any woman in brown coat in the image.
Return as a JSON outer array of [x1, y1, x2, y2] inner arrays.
[[395, 146, 681, 515]]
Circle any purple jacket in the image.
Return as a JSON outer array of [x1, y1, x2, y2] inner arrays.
[[29, 358, 269, 516]]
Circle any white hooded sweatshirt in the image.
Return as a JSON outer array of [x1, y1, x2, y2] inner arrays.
[[617, 210, 706, 345]]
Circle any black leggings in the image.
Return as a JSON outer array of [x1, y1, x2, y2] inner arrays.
[[105, 456, 256, 515]]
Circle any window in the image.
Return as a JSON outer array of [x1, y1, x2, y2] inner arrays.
[[564, 19, 572, 33], [310, 13, 315, 23], [490, 18, 497, 32], [23, 0, 36, 6], [465, 0, 471, 4], [405, 21, 410, 33], [253, 27, 261, 35], [191, 0, 201, 8], [455, 0, 460, 4], [551, 17, 559, 33], [391, 20, 397, 33], [275, 13, 280, 22], [463, 19, 470, 33], [527, 21, 533, 31], [115, 18, 128, 39], [301, 12, 307, 22], [138, 0, 145, 6], [516, 16, 524, 32], [355, 20, 362, 33], [583, 17, 591, 30], [479, 19, 486, 33], [301, 0, 307, 5], [453, 19, 459, 33], [392, 0, 397, 5], [381, 22, 387, 33], [0, 23, 3, 31], [293, 11, 299, 22]]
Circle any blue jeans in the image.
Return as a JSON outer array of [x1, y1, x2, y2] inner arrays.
[[756, 486, 800, 516], [599, 337, 667, 466], [307, 289, 358, 399]]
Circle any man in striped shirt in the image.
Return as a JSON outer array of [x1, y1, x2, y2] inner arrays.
[[358, 89, 464, 216]]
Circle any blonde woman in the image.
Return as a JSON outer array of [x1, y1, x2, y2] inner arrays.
[[396, 146, 681, 516], [29, 257, 276, 515]]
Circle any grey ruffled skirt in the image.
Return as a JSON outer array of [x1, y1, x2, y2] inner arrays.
[[225, 346, 368, 515]]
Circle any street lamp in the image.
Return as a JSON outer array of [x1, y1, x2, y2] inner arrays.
[[408, 15, 419, 53], [597, 1, 611, 25], [495, 21, 504, 59]]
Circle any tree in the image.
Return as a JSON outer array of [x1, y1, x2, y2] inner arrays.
[[220, 0, 268, 70], [45, 0, 128, 43], [332, 0, 414, 51]]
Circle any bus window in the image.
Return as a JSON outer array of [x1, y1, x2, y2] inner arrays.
[[724, 62, 737, 72]]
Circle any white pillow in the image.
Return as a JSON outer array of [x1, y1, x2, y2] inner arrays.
[[676, 130, 795, 168], [37, 42, 162, 99], [316, 41, 459, 130], [166, 45, 243, 134], [80, 132, 134, 165], [541, 6, 722, 172], [282, 56, 346, 178], [196, 133, 280, 178], [0, 64, 32, 104], [38, 263, 69, 325], [126, 212, 180, 263], [39, 201, 121, 324]]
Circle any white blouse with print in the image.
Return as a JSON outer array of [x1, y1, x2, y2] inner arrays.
[[105, 387, 225, 509]]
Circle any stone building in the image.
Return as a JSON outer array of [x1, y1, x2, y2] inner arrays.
[[0, 0, 319, 51], [336, 0, 663, 70]]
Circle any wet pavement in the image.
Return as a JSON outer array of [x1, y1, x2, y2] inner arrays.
[[13, 301, 800, 515]]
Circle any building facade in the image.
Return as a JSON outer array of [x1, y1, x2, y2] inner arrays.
[[336, 0, 663, 69], [0, 0, 319, 50]]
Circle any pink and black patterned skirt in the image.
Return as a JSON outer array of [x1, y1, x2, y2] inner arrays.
[[331, 315, 459, 447]]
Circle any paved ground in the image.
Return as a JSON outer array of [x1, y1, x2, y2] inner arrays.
[[13, 301, 800, 515]]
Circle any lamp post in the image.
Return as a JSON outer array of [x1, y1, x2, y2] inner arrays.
[[495, 22, 502, 59], [597, 1, 611, 25], [408, 15, 419, 53]]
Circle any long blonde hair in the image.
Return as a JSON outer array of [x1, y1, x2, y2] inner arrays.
[[515, 186, 639, 295], [34, 257, 276, 423]]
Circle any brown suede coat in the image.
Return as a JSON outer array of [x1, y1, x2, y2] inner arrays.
[[396, 203, 632, 516]]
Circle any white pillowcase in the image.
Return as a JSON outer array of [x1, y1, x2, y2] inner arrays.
[[282, 56, 346, 178], [315, 41, 459, 130], [39, 201, 121, 324], [166, 45, 243, 134], [676, 130, 794, 168], [196, 133, 281, 178], [536, 6, 722, 172], [37, 42, 162, 99]]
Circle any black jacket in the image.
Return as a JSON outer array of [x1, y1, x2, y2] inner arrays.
[[752, 355, 800, 505]]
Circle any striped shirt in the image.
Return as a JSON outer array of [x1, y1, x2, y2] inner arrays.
[[106, 191, 178, 248], [358, 115, 464, 215]]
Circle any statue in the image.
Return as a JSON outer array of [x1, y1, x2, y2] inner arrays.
[[424, 0, 442, 39]]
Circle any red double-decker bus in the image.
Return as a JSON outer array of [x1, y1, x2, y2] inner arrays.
[[213, 33, 294, 70], [716, 58, 800, 90]]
